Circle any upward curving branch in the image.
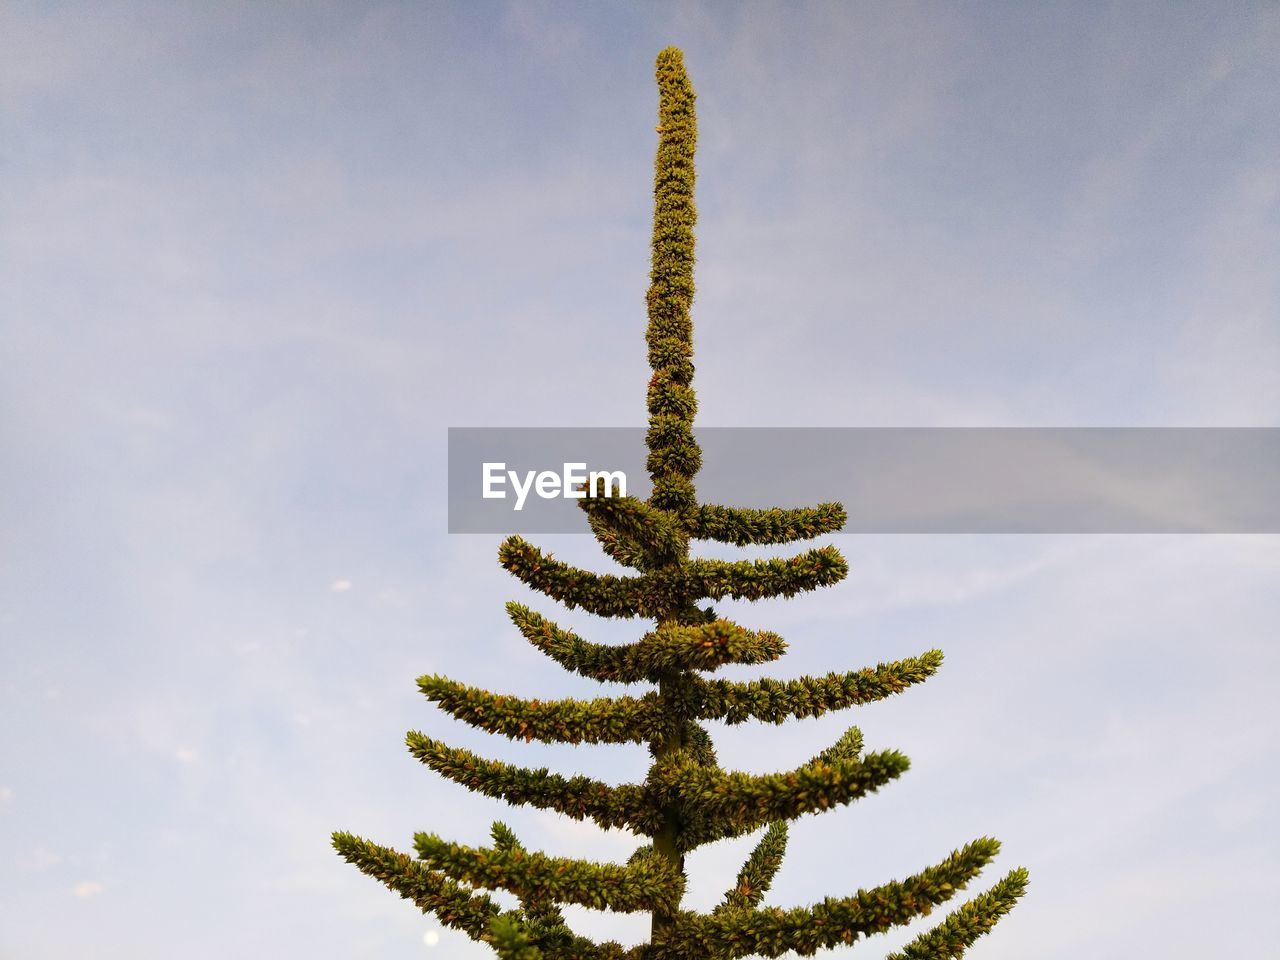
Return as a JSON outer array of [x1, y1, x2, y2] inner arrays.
[[718, 822, 789, 913], [661, 838, 1004, 958], [692, 502, 848, 545], [507, 603, 786, 683], [417, 674, 665, 744], [580, 493, 687, 568], [332, 832, 505, 941], [886, 867, 1030, 960], [414, 833, 685, 915], [498, 536, 848, 618], [656, 746, 911, 850], [406, 732, 655, 831], [687, 650, 944, 724]]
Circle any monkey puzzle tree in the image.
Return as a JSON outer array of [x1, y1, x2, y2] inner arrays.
[[333, 47, 1027, 959]]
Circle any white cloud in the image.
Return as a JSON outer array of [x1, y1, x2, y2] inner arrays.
[[175, 747, 198, 763], [28, 846, 63, 871], [0, 5, 1275, 958], [73, 881, 104, 899]]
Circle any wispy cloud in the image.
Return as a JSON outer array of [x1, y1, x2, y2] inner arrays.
[[1, 3, 1275, 958]]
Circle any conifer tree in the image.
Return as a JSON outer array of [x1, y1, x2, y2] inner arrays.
[[334, 47, 1027, 959]]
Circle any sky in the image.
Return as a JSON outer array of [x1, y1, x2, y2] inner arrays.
[[1, 1, 1278, 957]]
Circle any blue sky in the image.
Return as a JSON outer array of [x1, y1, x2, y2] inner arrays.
[[1, 2, 1278, 957]]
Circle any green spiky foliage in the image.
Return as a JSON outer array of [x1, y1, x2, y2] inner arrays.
[[333, 47, 1027, 959]]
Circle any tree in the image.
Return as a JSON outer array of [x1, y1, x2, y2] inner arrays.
[[333, 47, 1027, 959]]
